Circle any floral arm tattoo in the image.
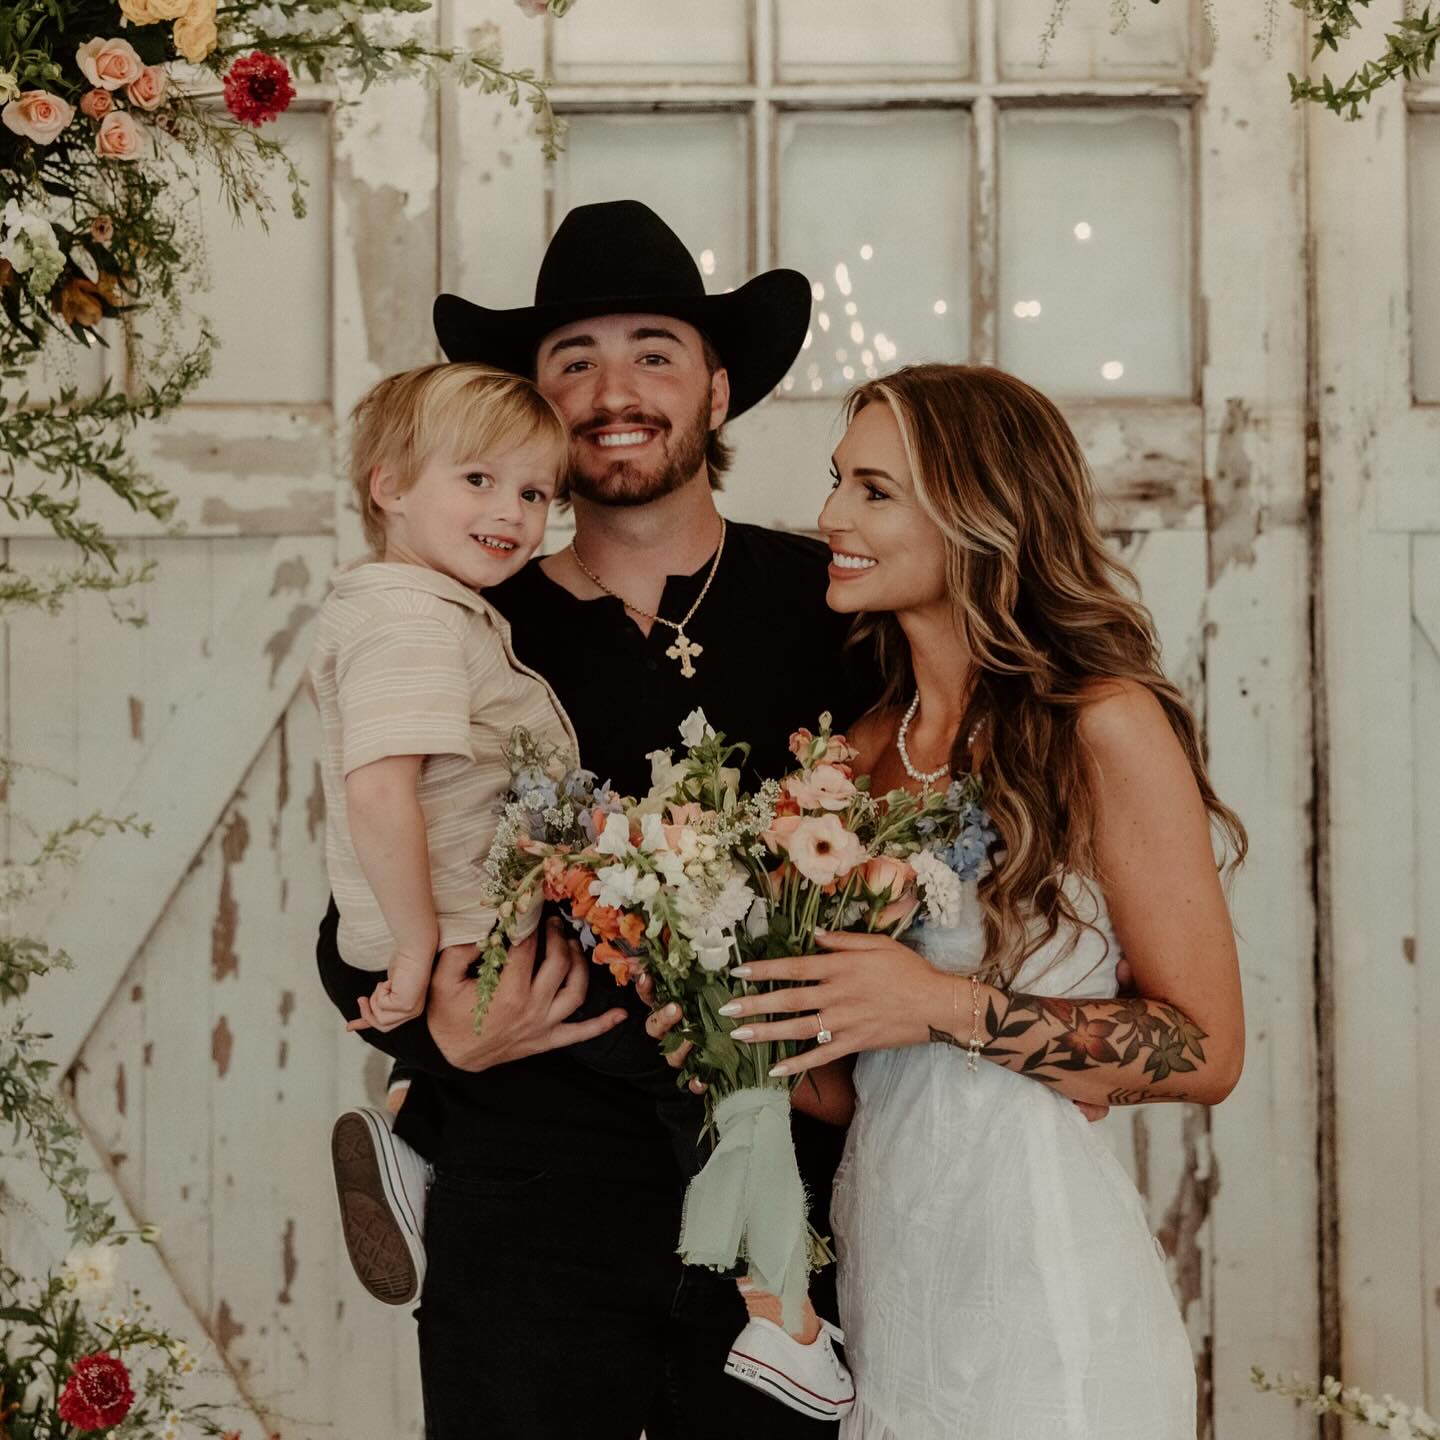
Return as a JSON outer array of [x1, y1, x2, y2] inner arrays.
[[930, 994, 1209, 1105]]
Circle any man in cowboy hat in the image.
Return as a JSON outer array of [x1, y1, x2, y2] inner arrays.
[[317, 200, 870, 1437]]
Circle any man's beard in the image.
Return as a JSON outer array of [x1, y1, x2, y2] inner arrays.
[[566, 392, 711, 508]]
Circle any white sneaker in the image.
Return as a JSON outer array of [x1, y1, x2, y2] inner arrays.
[[331, 1107, 430, 1305], [724, 1316, 856, 1420]]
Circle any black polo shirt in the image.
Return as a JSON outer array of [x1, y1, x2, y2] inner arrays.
[[315, 521, 875, 1189]]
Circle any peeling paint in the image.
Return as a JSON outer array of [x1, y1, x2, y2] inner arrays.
[[276, 714, 291, 814], [279, 989, 296, 1025], [212, 1015, 234, 1078], [1155, 1108, 1218, 1321], [131, 984, 143, 1003], [198, 489, 333, 535], [128, 695, 143, 742], [278, 1039, 289, 1070], [143, 1041, 153, 1067], [115, 1063, 126, 1118], [158, 428, 324, 479], [264, 602, 318, 687], [1403, 936, 1416, 964], [336, 166, 439, 376], [1207, 398, 1262, 582], [270, 556, 312, 598], [214, 1298, 246, 1354], [306, 760, 326, 843], [212, 811, 250, 982], [279, 1218, 297, 1305]]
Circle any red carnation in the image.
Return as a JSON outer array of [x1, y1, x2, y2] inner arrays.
[[222, 51, 296, 128], [56, 1352, 135, 1431]]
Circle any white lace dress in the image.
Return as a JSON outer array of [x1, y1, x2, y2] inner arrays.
[[832, 881, 1196, 1440]]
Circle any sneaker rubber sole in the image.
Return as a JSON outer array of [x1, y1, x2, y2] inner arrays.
[[331, 1109, 424, 1306], [723, 1344, 856, 1420]]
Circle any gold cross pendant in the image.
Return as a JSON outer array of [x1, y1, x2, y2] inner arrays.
[[666, 631, 703, 678]]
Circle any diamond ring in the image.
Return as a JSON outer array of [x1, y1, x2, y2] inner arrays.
[[815, 1011, 834, 1046]]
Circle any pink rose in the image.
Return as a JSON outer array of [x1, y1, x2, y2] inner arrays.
[[787, 728, 815, 763], [79, 88, 114, 120], [823, 733, 859, 765], [2, 90, 75, 145], [76, 37, 145, 91], [786, 815, 867, 888], [126, 65, 168, 111], [95, 110, 143, 160], [784, 763, 858, 812]]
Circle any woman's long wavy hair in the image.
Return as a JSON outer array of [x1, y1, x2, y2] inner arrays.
[[846, 364, 1247, 985]]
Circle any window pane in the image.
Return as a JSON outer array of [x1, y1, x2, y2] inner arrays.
[[777, 111, 970, 396], [776, 0, 972, 81], [1000, 0, 1190, 79], [998, 109, 1192, 398], [1411, 115, 1440, 402], [555, 114, 749, 291], [553, 0, 748, 84], [186, 110, 330, 405]]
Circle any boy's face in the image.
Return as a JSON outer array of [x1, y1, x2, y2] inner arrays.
[[372, 437, 559, 589]]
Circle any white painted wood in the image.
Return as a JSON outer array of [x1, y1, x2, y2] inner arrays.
[[16, 535, 331, 1072]]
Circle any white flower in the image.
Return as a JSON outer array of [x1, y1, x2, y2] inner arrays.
[[646, 747, 688, 796], [0, 71, 19, 104], [693, 927, 733, 971], [638, 812, 669, 853], [591, 862, 657, 911], [678, 708, 713, 749], [744, 897, 769, 940], [911, 849, 963, 928], [61, 1241, 119, 1307], [595, 811, 631, 857]]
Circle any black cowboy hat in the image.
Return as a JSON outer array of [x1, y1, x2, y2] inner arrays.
[[433, 200, 811, 420]]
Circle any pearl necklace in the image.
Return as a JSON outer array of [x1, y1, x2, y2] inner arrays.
[[896, 692, 951, 786]]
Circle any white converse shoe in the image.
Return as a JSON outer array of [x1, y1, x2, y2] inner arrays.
[[724, 1316, 856, 1420], [331, 1107, 430, 1305]]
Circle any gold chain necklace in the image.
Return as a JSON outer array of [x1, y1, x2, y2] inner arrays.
[[569, 518, 727, 679]]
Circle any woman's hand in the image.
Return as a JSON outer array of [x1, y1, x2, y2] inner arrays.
[[719, 929, 951, 1077], [636, 971, 708, 1095]]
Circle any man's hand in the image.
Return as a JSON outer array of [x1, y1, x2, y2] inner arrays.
[[349, 918, 626, 1072]]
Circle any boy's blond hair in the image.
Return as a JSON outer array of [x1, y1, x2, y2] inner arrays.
[[349, 363, 569, 554]]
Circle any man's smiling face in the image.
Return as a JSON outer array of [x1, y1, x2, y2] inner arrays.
[[534, 312, 730, 507]]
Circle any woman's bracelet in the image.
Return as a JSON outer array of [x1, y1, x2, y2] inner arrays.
[[968, 972, 983, 1073]]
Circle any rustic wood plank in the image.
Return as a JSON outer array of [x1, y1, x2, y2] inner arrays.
[[16, 535, 331, 1072]]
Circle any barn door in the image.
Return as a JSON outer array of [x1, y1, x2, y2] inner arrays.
[[1309, 16, 1440, 1419], [5, 76, 441, 1436], [443, 1, 1319, 1433]]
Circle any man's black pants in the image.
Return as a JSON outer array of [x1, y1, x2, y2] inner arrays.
[[416, 1158, 841, 1438]]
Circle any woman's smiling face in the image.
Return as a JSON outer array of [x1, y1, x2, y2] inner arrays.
[[817, 399, 949, 617]]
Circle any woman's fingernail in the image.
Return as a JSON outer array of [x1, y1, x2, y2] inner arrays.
[[666, 1003, 680, 1017], [717, 1001, 742, 1017], [768, 1064, 790, 1078], [730, 965, 751, 978], [731, 1026, 755, 1040]]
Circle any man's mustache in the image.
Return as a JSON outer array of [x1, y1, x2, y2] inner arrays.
[[574, 410, 670, 439]]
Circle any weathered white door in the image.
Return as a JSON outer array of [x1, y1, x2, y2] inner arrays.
[[1310, 18, 1440, 1421], [442, 1, 1318, 1433], [5, 80, 441, 1436]]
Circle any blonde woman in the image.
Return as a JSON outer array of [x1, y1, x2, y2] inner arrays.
[[714, 365, 1246, 1438]]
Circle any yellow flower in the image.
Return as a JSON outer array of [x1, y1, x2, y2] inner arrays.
[[173, 0, 217, 61], [118, 0, 165, 24]]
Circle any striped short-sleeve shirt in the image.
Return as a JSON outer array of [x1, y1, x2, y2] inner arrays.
[[309, 560, 578, 972]]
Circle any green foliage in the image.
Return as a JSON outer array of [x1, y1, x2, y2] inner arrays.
[[1288, 2, 1440, 117]]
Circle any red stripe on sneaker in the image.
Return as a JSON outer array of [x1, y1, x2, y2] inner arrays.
[[727, 1349, 856, 1407]]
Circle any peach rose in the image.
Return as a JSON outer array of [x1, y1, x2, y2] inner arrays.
[[126, 66, 168, 111], [2, 91, 75, 145], [95, 110, 143, 160], [862, 856, 916, 904], [76, 38, 144, 91], [760, 813, 805, 855], [80, 89, 112, 119], [173, 1, 218, 62], [784, 763, 858, 812], [785, 815, 866, 888]]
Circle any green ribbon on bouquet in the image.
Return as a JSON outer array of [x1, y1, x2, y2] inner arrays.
[[677, 1085, 810, 1334]]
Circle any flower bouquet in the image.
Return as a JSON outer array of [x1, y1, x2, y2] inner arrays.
[[0, 1241, 234, 1440], [477, 709, 994, 1328]]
